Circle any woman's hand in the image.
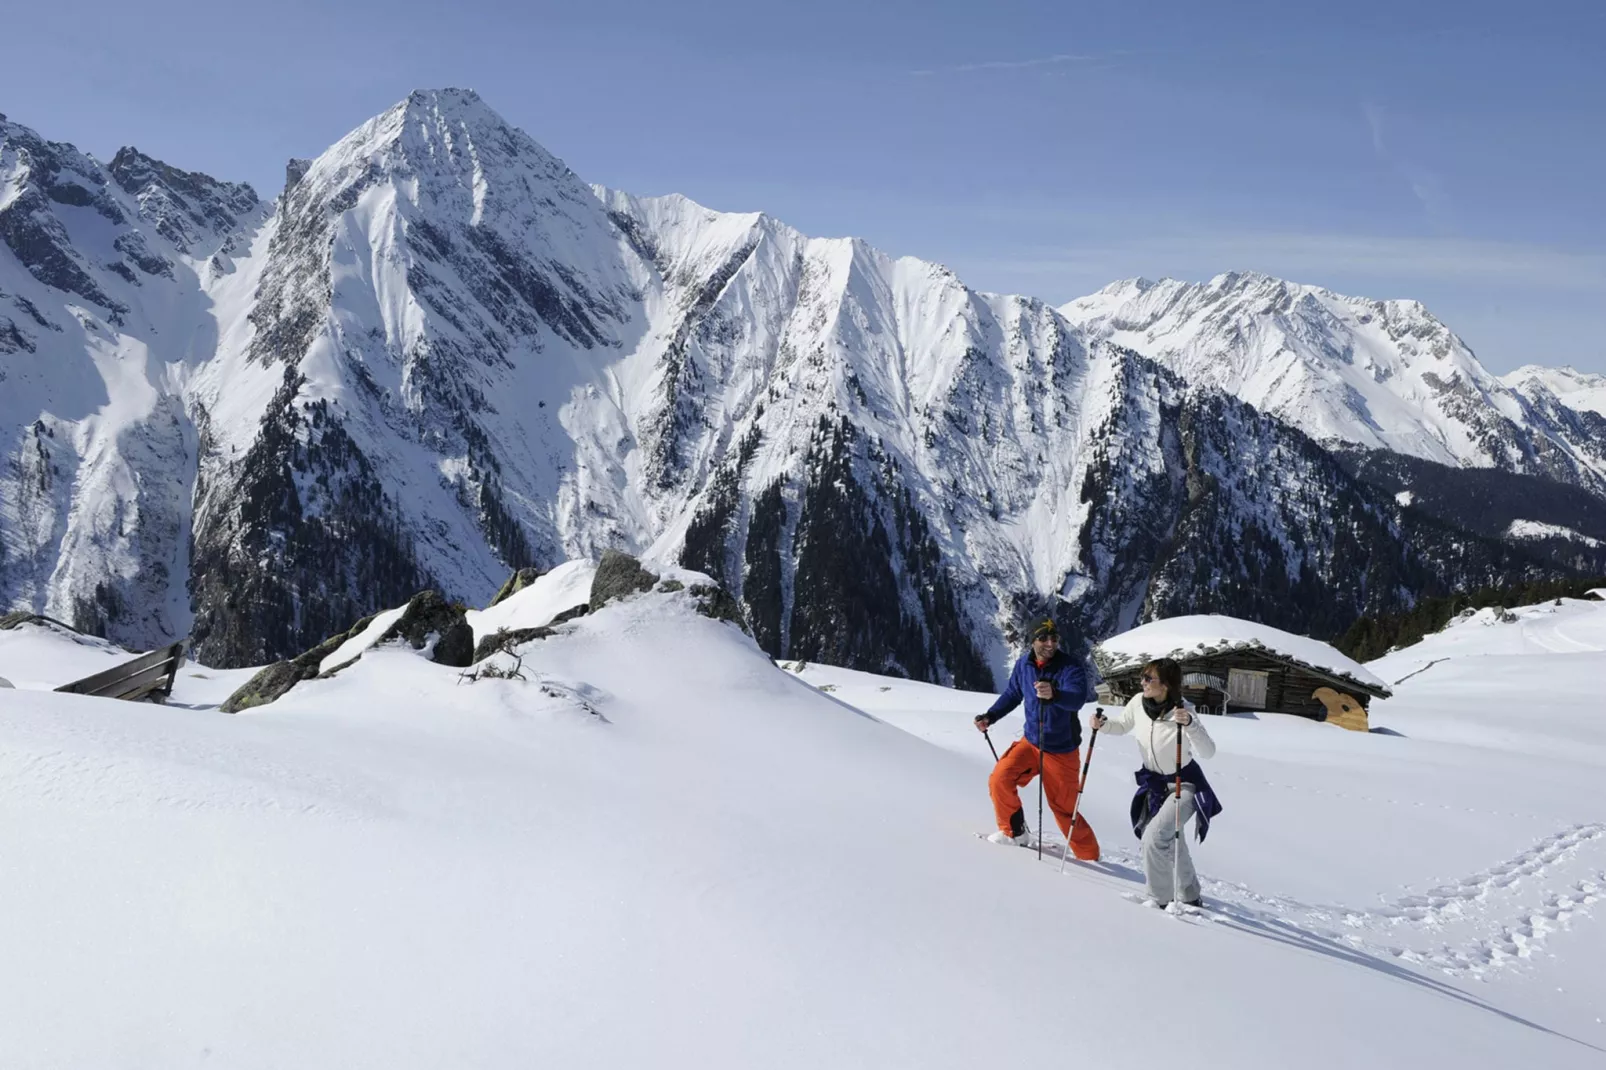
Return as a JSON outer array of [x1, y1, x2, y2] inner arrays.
[[1091, 711, 1107, 729], [1174, 707, 1193, 727]]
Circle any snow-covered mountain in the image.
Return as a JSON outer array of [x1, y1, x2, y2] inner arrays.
[[0, 110, 267, 650], [1503, 365, 1606, 419], [0, 91, 1597, 678], [1061, 274, 1606, 493]]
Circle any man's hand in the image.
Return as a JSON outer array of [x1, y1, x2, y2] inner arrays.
[[1091, 711, 1107, 729], [1033, 680, 1054, 700], [1174, 707, 1193, 727], [974, 714, 993, 733]]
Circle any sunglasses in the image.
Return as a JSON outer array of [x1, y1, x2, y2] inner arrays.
[[1141, 674, 1159, 684]]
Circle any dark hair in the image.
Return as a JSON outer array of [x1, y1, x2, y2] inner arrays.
[[1141, 658, 1183, 701]]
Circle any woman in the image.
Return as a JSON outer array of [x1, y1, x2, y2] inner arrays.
[[1092, 658, 1222, 908]]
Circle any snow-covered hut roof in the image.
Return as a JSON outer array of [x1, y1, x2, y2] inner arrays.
[[1093, 614, 1390, 697]]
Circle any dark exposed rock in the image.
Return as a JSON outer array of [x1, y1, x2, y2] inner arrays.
[[0, 317, 35, 354], [219, 659, 316, 714], [549, 603, 590, 625], [463, 223, 611, 349], [472, 625, 555, 663], [688, 583, 746, 632], [589, 550, 658, 611], [488, 566, 544, 607], [284, 158, 312, 194], [0, 185, 128, 314], [386, 589, 473, 667], [433, 620, 475, 667], [221, 589, 472, 710], [113, 232, 173, 279], [46, 180, 97, 208], [219, 613, 376, 713]]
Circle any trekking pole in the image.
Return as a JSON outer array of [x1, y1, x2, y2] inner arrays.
[[1036, 667, 1049, 860], [982, 727, 999, 762], [1059, 713, 1102, 876], [1172, 712, 1184, 908], [1037, 745, 1045, 860]]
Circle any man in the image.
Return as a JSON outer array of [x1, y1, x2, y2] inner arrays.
[[973, 619, 1100, 860]]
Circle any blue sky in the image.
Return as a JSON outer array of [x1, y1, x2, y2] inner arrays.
[[4, 0, 1602, 373]]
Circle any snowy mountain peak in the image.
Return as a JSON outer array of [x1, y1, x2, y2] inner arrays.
[[1059, 272, 1606, 489], [0, 115, 131, 313], [327, 87, 572, 183], [1503, 364, 1606, 419], [107, 147, 260, 256]]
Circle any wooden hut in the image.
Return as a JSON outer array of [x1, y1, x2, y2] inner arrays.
[[1091, 615, 1391, 731]]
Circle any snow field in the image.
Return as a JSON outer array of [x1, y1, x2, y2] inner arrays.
[[2, 589, 1601, 1066], [792, 599, 1606, 1051], [463, 558, 597, 646]]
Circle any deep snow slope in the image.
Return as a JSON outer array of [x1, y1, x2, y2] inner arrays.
[[1, 590, 1602, 1068], [1062, 274, 1606, 492]]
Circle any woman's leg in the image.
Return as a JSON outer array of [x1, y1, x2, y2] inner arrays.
[[1140, 786, 1198, 903]]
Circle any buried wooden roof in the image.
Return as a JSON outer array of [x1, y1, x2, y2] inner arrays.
[[1092, 614, 1392, 700]]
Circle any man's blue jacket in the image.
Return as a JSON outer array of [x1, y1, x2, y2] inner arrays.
[[981, 649, 1086, 753]]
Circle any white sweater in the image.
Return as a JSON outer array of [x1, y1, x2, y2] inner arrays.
[[1098, 694, 1216, 774]]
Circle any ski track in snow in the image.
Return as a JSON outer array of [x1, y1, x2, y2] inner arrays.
[[1058, 824, 1606, 980]]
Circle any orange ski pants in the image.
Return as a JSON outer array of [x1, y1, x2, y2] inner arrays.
[[989, 739, 1101, 861]]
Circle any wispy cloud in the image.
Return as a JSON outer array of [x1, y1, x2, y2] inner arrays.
[[1364, 102, 1451, 226]]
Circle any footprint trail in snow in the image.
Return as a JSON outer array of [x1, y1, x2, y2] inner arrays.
[[1077, 823, 1606, 980]]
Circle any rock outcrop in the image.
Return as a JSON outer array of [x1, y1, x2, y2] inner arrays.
[[220, 589, 472, 712]]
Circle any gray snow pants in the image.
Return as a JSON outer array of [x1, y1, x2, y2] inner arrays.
[[1141, 785, 1200, 905]]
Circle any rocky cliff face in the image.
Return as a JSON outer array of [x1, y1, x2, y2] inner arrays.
[[0, 93, 1595, 683]]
